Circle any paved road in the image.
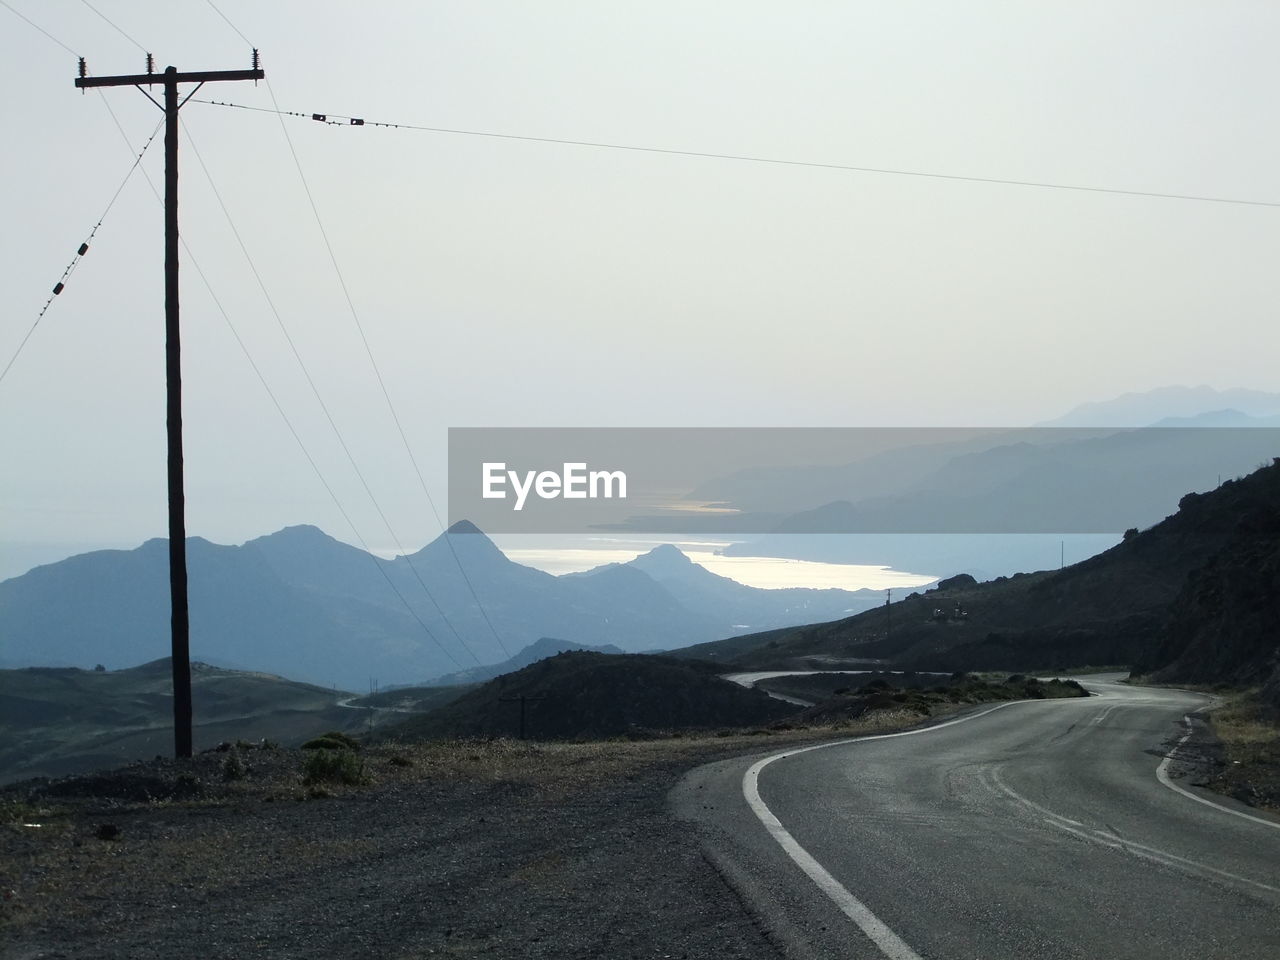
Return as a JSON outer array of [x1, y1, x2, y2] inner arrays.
[[674, 679, 1280, 959]]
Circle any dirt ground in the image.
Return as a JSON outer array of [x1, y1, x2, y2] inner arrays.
[[2, 723, 921, 960]]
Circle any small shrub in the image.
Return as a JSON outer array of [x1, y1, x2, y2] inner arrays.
[[173, 772, 203, 798], [0, 799, 49, 824], [222, 749, 247, 781], [303, 748, 367, 786], [302, 731, 362, 751]]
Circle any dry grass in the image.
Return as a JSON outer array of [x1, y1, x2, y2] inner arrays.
[[370, 710, 930, 797], [1211, 695, 1280, 746], [1207, 690, 1280, 811]]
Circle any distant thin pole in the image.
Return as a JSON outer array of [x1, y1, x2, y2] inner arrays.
[[500, 694, 547, 739]]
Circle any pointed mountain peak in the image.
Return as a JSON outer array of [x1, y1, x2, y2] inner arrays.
[[642, 544, 693, 563], [413, 520, 508, 565], [628, 543, 698, 579]]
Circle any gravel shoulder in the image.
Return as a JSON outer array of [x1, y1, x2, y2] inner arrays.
[[2, 731, 870, 960]]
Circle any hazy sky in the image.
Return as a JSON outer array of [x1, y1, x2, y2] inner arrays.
[[2, 1, 1278, 576]]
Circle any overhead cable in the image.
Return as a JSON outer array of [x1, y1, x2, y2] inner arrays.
[[192, 97, 1280, 210], [0, 120, 162, 390]]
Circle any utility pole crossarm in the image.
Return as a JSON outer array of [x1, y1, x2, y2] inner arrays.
[[75, 68, 263, 89]]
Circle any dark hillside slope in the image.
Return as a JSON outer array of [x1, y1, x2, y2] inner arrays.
[[393, 652, 797, 740], [1136, 488, 1280, 686], [683, 459, 1280, 675], [427, 637, 624, 687], [0, 659, 362, 784]]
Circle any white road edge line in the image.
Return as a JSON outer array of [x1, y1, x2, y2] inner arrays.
[[1157, 714, 1280, 832], [990, 766, 1280, 895], [742, 701, 1030, 960]]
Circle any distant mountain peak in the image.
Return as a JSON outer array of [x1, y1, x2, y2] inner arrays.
[[1041, 385, 1280, 427], [245, 524, 359, 560], [629, 543, 697, 578], [642, 543, 694, 563], [269, 524, 337, 541], [412, 519, 507, 564]]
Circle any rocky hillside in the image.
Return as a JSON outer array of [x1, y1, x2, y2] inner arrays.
[[1136, 482, 1280, 688], [679, 458, 1280, 680]]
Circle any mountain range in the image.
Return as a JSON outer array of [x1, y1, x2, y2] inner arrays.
[[0, 522, 882, 690], [1038, 385, 1280, 427]]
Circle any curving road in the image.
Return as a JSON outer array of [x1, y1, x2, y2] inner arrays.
[[673, 678, 1280, 959]]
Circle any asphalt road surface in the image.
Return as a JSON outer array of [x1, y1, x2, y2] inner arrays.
[[674, 678, 1280, 960]]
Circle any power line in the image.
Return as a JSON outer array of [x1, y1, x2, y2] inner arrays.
[[59, 0, 482, 671], [180, 119, 485, 667], [103, 112, 471, 673], [205, 0, 252, 48], [79, 0, 148, 54], [263, 77, 513, 659], [5, 0, 1278, 212], [192, 97, 1280, 210], [199, 2, 516, 662], [184, 242, 470, 671], [4, 0, 502, 669], [0, 119, 162, 390], [0, 0, 80, 56], [266, 76, 515, 659]]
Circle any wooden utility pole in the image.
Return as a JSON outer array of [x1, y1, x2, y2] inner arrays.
[[74, 55, 264, 758]]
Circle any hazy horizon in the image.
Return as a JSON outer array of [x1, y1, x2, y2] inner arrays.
[[3, 3, 1278, 579]]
